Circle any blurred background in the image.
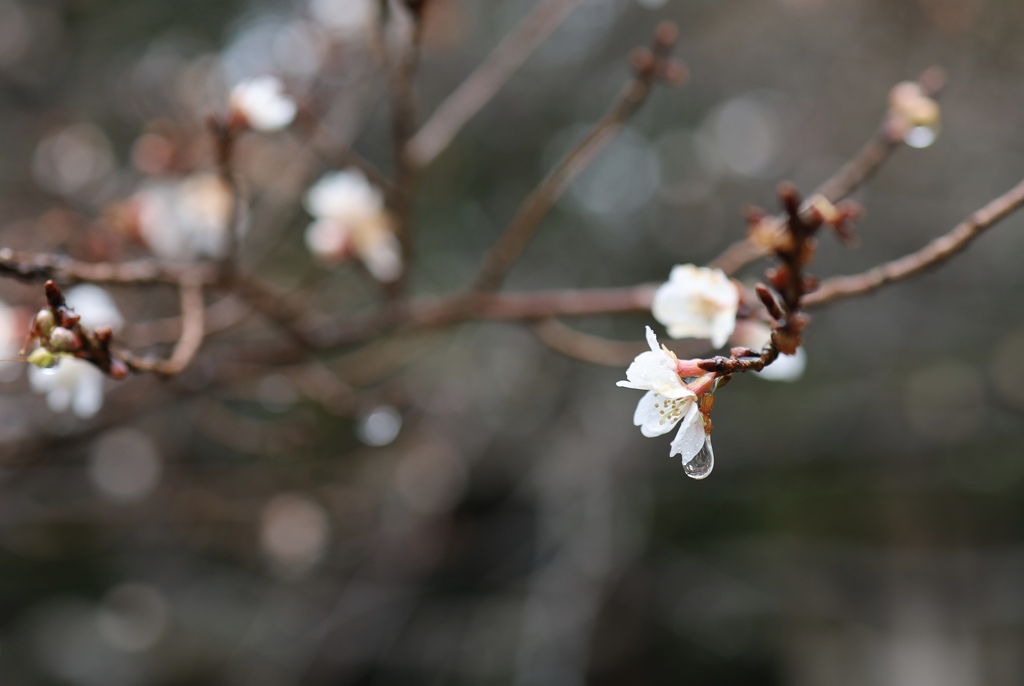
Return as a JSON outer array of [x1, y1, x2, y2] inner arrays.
[[2, 0, 1024, 684]]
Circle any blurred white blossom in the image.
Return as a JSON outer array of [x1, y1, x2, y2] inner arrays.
[[304, 169, 402, 282], [229, 75, 296, 132], [133, 173, 234, 260], [652, 264, 739, 348], [29, 357, 106, 418], [0, 298, 21, 381], [308, 0, 376, 37], [731, 320, 807, 382], [617, 326, 709, 466], [65, 285, 124, 332]]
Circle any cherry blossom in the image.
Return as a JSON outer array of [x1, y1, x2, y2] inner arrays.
[[652, 264, 740, 348], [618, 326, 712, 469], [304, 169, 403, 282], [229, 76, 297, 132], [0, 299, 21, 382], [132, 173, 234, 261]]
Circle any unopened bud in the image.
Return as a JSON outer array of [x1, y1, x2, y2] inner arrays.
[[34, 309, 55, 337], [48, 326, 78, 352], [888, 80, 941, 139], [27, 348, 58, 369], [109, 358, 129, 380]]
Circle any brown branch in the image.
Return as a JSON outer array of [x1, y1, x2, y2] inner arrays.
[[470, 22, 683, 293], [0, 248, 217, 286], [122, 275, 206, 376], [312, 284, 658, 347], [389, 4, 427, 288], [406, 0, 585, 168], [532, 320, 645, 366], [709, 67, 946, 277], [805, 175, 1024, 308]]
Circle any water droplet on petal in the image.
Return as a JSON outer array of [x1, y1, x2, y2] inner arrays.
[[683, 437, 714, 480], [905, 126, 937, 149]]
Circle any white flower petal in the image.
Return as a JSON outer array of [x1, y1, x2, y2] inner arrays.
[[710, 310, 738, 349], [617, 350, 691, 399], [305, 218, 351, 261], [304, 170, 383, 219], [355, 228, 403, 283], [644, 325, 660, 353], [633, 391, 689, 438], [230, 76, 296, 132], [71, 367, 105, 418], [652, 264, 739, 348], [30, 357, 106, 417], [616, 327, 694, 398], [65, 285, 123, 332], [756, 348, 807, 382], [669, 402, 706, 464]]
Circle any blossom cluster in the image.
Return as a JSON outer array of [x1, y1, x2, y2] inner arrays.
[[618, 264, 806, 478]]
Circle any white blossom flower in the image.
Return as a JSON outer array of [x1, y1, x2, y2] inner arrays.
[[0, 299, 22, 382], [308, 0, 376, 37], [730, 320, 806, 382], [652, 264, 740, 348], [229, 76, 297, 132], [65, 285, 124, 332], [304, 169, 402, 282], [29, 286, 122, 418], [133, 173, 234, 261], [617, 326, 710, 466], [29, 357, 106, 418]]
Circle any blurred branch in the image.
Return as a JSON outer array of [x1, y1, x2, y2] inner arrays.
[[805, 174, 1024, 308], [390, 2, 427, 286], [122, 275, 206, 376], [407, 0, 585, 167], [710, 67, 946, 276], [532, 319, 646, 366], [0, 248, 216, 286], [470, 22, 685, 293]]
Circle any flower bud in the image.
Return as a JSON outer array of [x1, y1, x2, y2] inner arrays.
[[27, 347, 58, 368], [48, 326, 79, 352], [34, 309, 55, 337]]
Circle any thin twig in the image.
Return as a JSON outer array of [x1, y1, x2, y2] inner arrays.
[[532, 320, 648, 366], [805, 175, 1024, 308], [123, 275, 206, 376], [0, 248, 216, 286], [710, 67, 946, 276], [407, 0, 585, 167], [471, 23, 683, 293], [390, 4, 426, 287]]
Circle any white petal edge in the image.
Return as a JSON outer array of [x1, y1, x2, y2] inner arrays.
[[755, 348, 807, 382], [669, 402, 706, 464]]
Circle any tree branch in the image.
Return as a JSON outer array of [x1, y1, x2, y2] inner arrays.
[[710, 67, 946, 276], [406, 0, 585, 167], [470, 22, 683, 293], [122, 275, 206, 376], [805, 175, 1024, 308]]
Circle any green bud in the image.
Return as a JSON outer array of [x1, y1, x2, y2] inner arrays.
[[27, 348, 58, 369]]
